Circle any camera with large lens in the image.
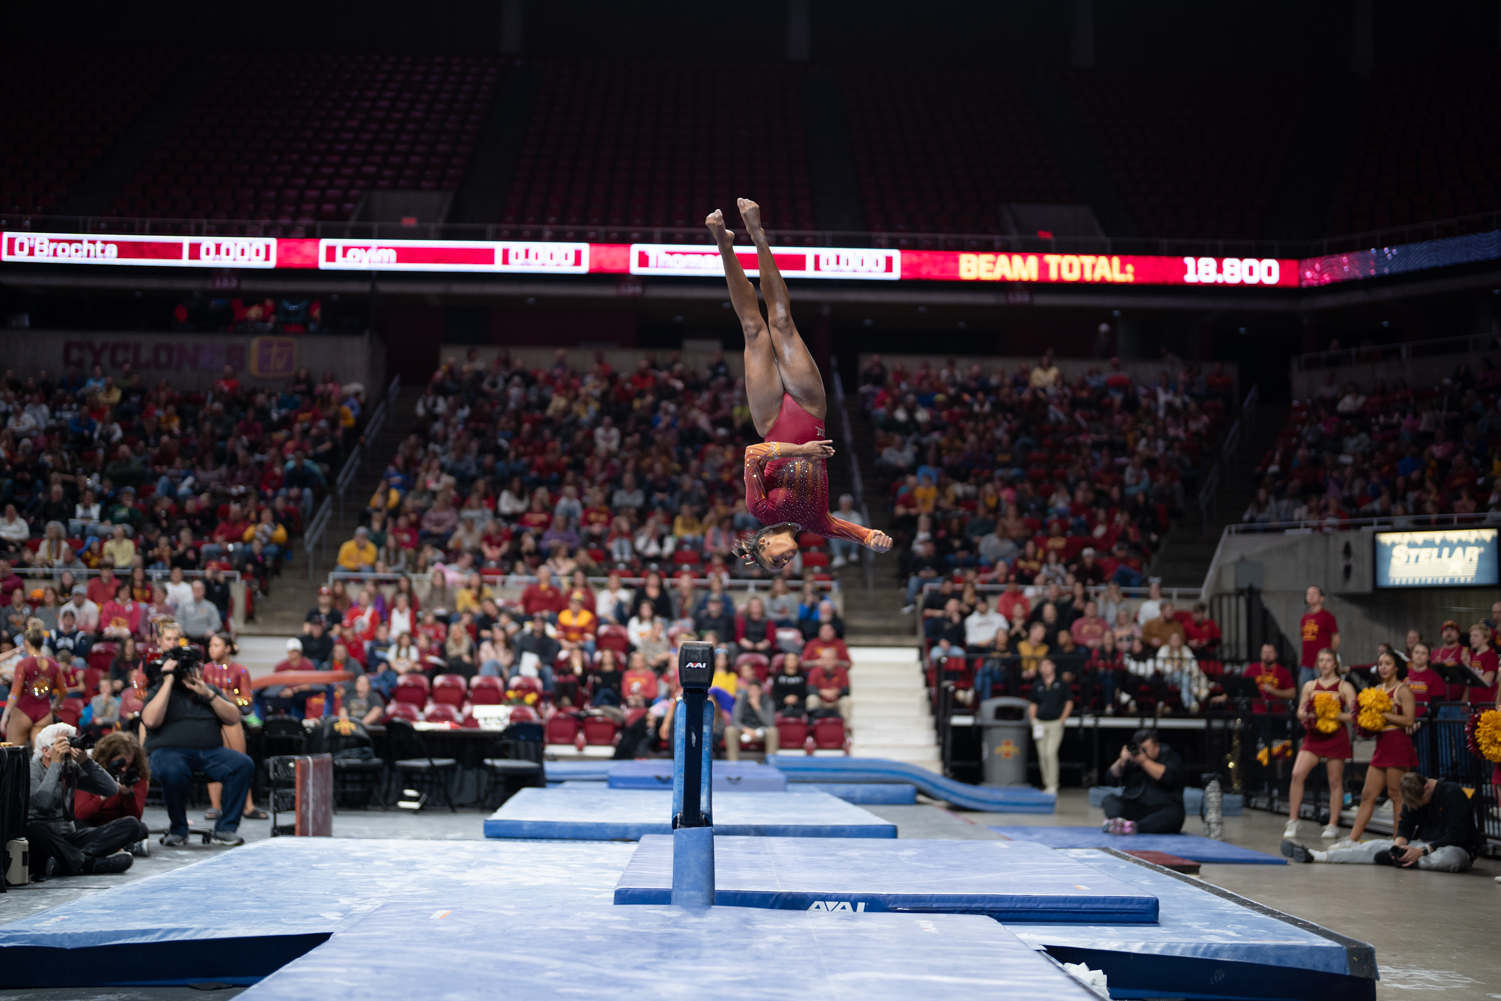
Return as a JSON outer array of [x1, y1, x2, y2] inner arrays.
[[67, 731, 97, 753], [105, 756, 141, 787], [145, 642, 204, 685], [1126, 742, 1140, 756]]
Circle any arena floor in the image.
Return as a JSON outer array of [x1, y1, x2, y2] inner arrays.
[[2, 791, 1496, 1001]]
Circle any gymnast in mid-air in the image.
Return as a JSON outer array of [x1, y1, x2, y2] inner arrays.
[[707, 198, 893, 571]]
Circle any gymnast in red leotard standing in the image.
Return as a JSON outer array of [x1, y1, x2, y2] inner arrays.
[[707, 199, 893, 571]]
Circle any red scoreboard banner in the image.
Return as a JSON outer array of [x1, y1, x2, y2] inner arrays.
[[0, 232, 1299, 288]]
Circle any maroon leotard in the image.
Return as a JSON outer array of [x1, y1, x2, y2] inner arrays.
[[744, 394, 876, 548], [11, 655, 65, 723]]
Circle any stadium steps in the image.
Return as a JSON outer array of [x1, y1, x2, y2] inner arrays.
[[800, 72, 867, 232], [847, 647, 940, 771], [1023, 73, 1139, 239], [449, 63, 541, 224], [1148, 404, 1290, 588], [240, 389, 414, 635], [55, 56, 223, 217]]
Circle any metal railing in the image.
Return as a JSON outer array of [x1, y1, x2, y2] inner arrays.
[[830, 357, 875, 591], [913, 582, 1201, 638], [1196, 382, 1259, 537], [303, 496, 334, 581], [1297, 332, 1501, 371], [5, 207, 1498, 262], [14, 567, 240, 581], [327, 570, 841, 594], [1227, 510, 1498, 535]]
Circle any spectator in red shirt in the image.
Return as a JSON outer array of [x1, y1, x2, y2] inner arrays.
[[1404, 641, 1444, 716], [1297, 585, 1339, 689], [621, 651, 658, 702], [801, 623, 851, 670], [86, 566, 120, 608], [995, 575, 1030, 625], [1431, 620, 1468, 701], [1069, 600, 1109, 648], [520, 566, 568, 620], [806, 648, 851, 719], [73, 731, 149, 831], [0, 559, 25, 604], [1214, 643, 1296, 712], [212, 364, 240, 400], [1183, 603, 1222, 658]]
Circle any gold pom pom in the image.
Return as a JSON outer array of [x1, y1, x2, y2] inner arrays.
[[1356, 687, 1393, 734], [1311, 691, 1343, 734]]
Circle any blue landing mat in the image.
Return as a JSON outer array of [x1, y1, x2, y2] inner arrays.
[[484, 787, 897, 840], [987, 826, 1286, 864], [543, 759, 613, 783], [608, 760, 788, 791], [771, 756, 1055, 812], [0, 838, 637, 988], [1011, 849, 1376, 1001], [614, 836, 1159, 923], [236, 903, 1098, 1001], [1089, 785, 1244, 815], [811, 782, 917, 804]]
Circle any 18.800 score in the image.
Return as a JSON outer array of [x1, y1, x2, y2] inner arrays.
[[1182, 256, 1281, 285]]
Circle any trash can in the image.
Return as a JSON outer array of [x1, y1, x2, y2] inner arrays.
[[979, 697, 1033, 786]]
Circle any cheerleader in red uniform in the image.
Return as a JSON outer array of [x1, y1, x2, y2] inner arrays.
[[707, 199, 893, 571], [1, 627, 65, 747], [201, 634, 267, 821], [1343, 650, 1417, 847], [1286, 648, 1355, 840]]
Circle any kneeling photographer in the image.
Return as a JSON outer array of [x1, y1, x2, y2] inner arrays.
[[26, 722, 149, 880], [141, 620, 253, 847], [75, 731, 151, 831], [1101, 727, 1186, 834]]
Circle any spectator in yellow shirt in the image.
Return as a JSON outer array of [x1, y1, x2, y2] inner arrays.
[[1017, 621, 1050, 677], [913, 474, 938, 514], [336, 526, 378, 573], [101, 524, 137, 568], [556, 591, 598, 655]]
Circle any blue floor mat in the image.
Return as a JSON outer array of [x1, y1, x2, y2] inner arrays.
[[235, 903, 1098, 1001], [809, 782, 917, 804], [614, 835, 1159, 922], [608, 760, 787, 791], [485, 787, 897, 840], [770, 757, 1055, 812], [0, 838, 636, 987], [987, 826, 1286, 864]]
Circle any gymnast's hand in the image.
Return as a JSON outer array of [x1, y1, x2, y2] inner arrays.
[[787, 440, 835, 459], [868, 531, 893, 553]]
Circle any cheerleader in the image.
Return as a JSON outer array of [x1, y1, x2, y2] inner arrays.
[[1, 626, 65, 748], [1285, 647, 1355, 840], [1342, 650, 1417, 846], [202, 634, 267, 822]]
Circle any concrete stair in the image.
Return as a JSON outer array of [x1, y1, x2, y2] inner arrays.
[[847, 647, 939, 770], [240, 389, 414, 636], [1149, 404, 1290, 588]]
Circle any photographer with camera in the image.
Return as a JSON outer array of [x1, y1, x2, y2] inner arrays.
[[140, 619, 253, 847], [25, 722, 149, 880], [1101, 727, 1186, 834], [74, 731, 151, 838]]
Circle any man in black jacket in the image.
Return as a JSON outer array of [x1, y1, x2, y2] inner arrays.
[[1283, 771, 1479, 870], [1101, 728, 1185, 833]]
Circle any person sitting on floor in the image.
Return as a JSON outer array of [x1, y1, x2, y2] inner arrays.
[[25, 722, 149, 881], [1101, 727, 1185, 834], [1281, 771, 1480, 871]]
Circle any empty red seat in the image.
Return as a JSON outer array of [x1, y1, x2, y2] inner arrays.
[[546, 715, 580, 744], [775, 716, 809, 751], [385, 701, 421, 722], [812, 717, 847, 751], [582, 716, 619, 746], [424, 703, 462, 724], [432, 674, 468, 707], [394, 674, 431, 707], [469, 675, 504, 705]]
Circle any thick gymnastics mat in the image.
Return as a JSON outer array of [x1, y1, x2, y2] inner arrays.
[[988, 826, 1286, 864], [614, 836, 1159, 923], [770, 756, 1056, 812], [607, 759, 788, 791], [809, 782, 917, 804], [1089, 785, 1245, 815], [0, 838, 636, 987], [542, 759, 613, 783], [234, 903, 1100, 1001], [484, 787, 897, 840], [1010, 849, 1376, 1001]]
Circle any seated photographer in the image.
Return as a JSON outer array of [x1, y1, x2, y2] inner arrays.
[[140, 620, 253, 847], [26, 722, 149, 880], [1101, 728, 1186, 834], [74, 730, 150, 834], [1282, 771, 1480, 870]]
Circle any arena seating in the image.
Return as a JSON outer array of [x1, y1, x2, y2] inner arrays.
[[105, 53, 499, 225], [1244, 363, 1500, 524], [0, 52, 181, 217], [1062, 70, 1303, 240], [501, 61, 814, 235], [839, 67, 1072, 238], [1328, 55, 1501, 235]]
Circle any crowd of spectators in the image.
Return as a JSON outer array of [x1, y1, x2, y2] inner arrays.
[[281, 348, 860, 755], [859, 350, 1233, 603], [1243, 361, 1501, 526]]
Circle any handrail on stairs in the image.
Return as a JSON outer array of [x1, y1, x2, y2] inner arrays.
[[830, 357, 875, 591]]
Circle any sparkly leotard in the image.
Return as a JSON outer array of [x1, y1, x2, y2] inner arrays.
[[11, 655, 65, 723], [744, 394, 878, 548]]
